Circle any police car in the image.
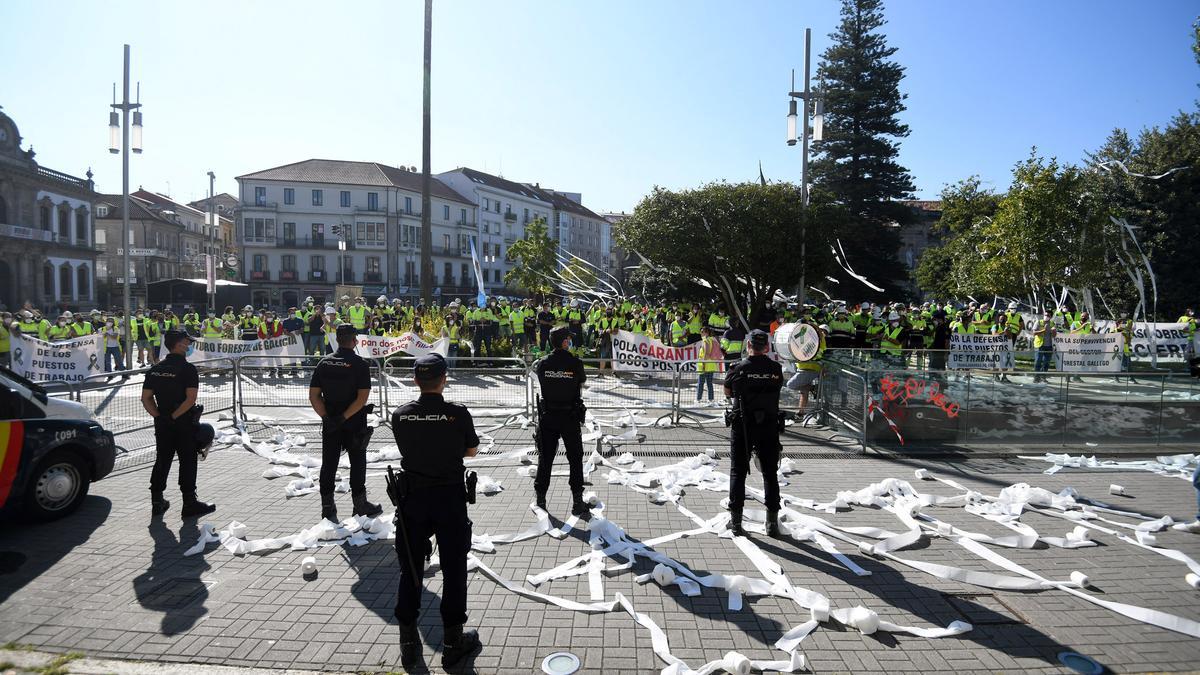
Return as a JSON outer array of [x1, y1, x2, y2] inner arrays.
[[0, 366, 115, 522]]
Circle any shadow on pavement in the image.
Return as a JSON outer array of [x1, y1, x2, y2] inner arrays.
[[0, 495, 112, 605], [132, 517, 209, 636]]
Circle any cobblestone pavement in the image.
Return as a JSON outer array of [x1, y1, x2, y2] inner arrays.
[[1, 422, 1198, 674]]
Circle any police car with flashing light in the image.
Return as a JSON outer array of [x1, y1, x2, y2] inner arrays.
[[0, 366, 115, 522]]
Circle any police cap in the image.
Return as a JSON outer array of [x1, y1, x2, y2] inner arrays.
[[747, 329, 769, 349], [549, 325, 572, 347], [335, 323, 357, 340], [195, 422, 215, 459], [163, 329, 191, 351], [414, 353, 447, 380]]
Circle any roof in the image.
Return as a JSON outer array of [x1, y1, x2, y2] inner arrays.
[[237, 159, 473, 205], [533, 187, 606, 221], [450, 167, 551, 203], [901, 200, 943, 213], [132, 189, 206, 217], [95, 195, 179, 226]]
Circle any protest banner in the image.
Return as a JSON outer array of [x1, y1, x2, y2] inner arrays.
[[948, 333, 1014, 369], [188, 334, 305, 359], [9, 333, 105, 383], [326, 332, 449, 359], [1092, 321, 1195, 361], [612, 330, 704, 372], [1053, 333, 1124, 372]]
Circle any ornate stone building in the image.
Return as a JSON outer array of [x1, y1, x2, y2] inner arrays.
[[0, 107, 99, 312]]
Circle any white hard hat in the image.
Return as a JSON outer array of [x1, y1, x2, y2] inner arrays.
[[888, 311, 900, 321], [377, 295, 387, 302], [1008, 301, 1018, 310], [243, 304, 253, 311], [304, 296, 314, 303], [21, 311, 32, 319], [861, 302, 871, 310], [62, 311, 73, 319]]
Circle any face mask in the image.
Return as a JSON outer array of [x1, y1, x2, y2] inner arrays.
[[58, 321, 67, 326], [106, 322, 114, 328], [137, 314, 144, 319]]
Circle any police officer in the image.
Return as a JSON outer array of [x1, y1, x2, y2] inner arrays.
[[140, 330, 216, 517], [724, 329, 783, 537], [308, 324, 382, 522], [534, 325, 589, 516], [390, 353, 482, 669]]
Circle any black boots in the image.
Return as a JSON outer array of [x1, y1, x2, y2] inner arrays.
[[181, 497, 216, 518], [150, 492, 170, 516], [729, 510, 745, 536], [535, 493, 547, 510], [399, 621, 420, 668], [441, 624, 481, 668], [766, 510, 781, 538], [321, 495, 338, 522], [571, 495, 590, 517], [352, 491, 383, 518]]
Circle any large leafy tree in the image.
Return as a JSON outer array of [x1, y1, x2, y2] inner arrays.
[[615, 181, 845, 319], [811, 0, 915, 297], [504, 217, 556, 301], [914, 177, 999, 300]]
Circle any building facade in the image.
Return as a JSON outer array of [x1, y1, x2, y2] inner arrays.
[[0, 108, 99, 312], [534, 188, 610, 275], [94, 195, 203, 308], [437, 168, 554, 294], [236, 159, 478, 308]]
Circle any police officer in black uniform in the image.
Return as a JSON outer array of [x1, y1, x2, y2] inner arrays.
[[308, 324, 382, 522], [140, 329, 216, 517], [534, 325, 589, 516], [390, 353, 482, 669], [724, 329, 784, 537]]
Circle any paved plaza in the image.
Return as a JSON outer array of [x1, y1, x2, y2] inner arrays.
[[0, 420, 1199, 674]]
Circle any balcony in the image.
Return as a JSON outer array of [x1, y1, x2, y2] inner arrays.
[[0, 223, 55, 242], [244, 201, 278, 210], [280, 270, 298, 281], [250, 270, 271, 281], [455, 220, 475, 228], [308, 270, 327, 281], [355, 205, 386, 215], [363, 272, 383, 283], [504, 212, 517, 222], [274, 236, 352, 250]]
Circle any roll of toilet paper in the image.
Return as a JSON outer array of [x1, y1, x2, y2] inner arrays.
[[846, 606, 880, 635], [858, 541, 876, 557], [1067, 526, 1092, 542], [811, 606, 830, 623], [1070, 571, 1090, 588], [1109, 484, 1125, 496], [583, 491, 599, 506], [1186, 573, 1200, 590], [705, 447, 717, 458], [936, 522, 953, 536], [227, 521, 248, 539], [721, 651, 751, 675], [651, 563, 675, 586], [914, 468, 930, 480], [301, 556, 317, 574], [1136, 531, 1158, 547]]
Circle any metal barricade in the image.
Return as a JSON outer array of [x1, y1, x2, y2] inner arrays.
[[572, 358, 677, 423], [817, 360, 867, 446], [75, 357, 238, 471], [674, 359, 728, 424], [383, 357, 530, 420], [237, 354, 387, 427]]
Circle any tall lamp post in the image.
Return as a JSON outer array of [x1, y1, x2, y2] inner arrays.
[[207, 171, 216, 314], [108, 44, 144, 370], [785, 28, 823, 308], [419, 0, 434, 307]]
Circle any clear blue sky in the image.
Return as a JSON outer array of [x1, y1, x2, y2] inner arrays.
[[1, 0, 1196, 213]]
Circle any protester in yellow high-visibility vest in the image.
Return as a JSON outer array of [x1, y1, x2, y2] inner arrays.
[[146, 311, 164, 365], [0, 314, 10, 368], [879, 311, 905, 364], [1032, 308, 1056, 383], [669, 314, 688, 347], [695, 326, 723, 403]]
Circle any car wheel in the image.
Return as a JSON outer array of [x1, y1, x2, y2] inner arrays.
[[24, 450, 90, 522]]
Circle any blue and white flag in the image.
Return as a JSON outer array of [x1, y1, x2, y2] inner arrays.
[[469, 237, 487, 307]]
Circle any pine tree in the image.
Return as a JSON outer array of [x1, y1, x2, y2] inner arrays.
[[811, 0, 915, 298]]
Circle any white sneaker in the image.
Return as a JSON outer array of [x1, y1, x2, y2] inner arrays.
[[1172, 520, 1200, 533]]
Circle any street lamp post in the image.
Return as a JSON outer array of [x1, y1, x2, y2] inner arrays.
[[207, 171, 216, 315], [785, 28, 823, 308], [108, 44, 143, 370]]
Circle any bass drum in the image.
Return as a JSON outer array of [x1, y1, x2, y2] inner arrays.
[[772, 322, 821, 361]]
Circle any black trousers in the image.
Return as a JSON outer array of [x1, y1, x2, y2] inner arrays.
[[395, 487, 471, 627], [728, 416, 781, 513], [534, 414, 584, 497], [320, 425, 368, 496], [150, 421, 197, 496]]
